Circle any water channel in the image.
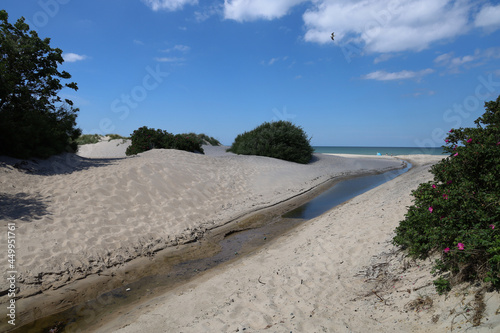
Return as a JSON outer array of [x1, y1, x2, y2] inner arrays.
[[13, 162, 411, 333]]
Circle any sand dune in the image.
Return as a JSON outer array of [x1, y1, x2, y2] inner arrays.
[[76, 137, 131, 159], [3, 144, 497, 332], [100, 155, 500, 333], [0, 145, 403, 324]]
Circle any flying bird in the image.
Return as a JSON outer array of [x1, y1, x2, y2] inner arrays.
[[331, 32, 335, 41]]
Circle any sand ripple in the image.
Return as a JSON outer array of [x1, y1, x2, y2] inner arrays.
[[0, 148, 405, 300]]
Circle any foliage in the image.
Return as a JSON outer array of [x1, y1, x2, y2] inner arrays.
[[172, 133, 205, 153], [106, 134, 129, 141], [393, 95, 500, 291], [180, 133, 221, 146], [227, 121, 313, 164], [0, 10, 81, 159], [75, 134, 101, 145], [125, 126, 205, 156], [196, 133, 221, 146], [126, 127, 173, 155], [433, 277, 451, 295], [75, 134, 130, 145]]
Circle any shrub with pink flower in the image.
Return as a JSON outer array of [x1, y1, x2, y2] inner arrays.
[[393, 94, 500, 292]]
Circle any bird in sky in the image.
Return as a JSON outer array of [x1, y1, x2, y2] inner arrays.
[[331, 32, 335, 41]]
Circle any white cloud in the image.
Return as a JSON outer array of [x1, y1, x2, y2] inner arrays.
[[155, 57, 185, 62], [174, 45, 190, 52], [435, 51, 476, 67], [373, 53, 397, 64], [434, 48, 500, 73], [475, 4, 500, 31], [223, 0, 475, 54], [434, 52, 453, 65], [224, 0, 307, 22], [362, 68, 434, 81], [268, 57, 280, 65], [163, 45, 191, 53], [483, 47, 500, 60], [405, 89, 436, 97], [63, 53, 87, 62], [142, 0, 198, 11], [195, 3, 223, 22], [303, 0, 471, 53], [263, 56, 289, 65]]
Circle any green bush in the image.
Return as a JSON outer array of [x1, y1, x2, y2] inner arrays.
[[181, 133, 221, 146], [106, 134, 129, 141], [75, 134, 129, 146], [76, 134, 101, 145], [393, 95, 500, 291], [197, 133, 221, 146], [433, 277, 451, 295], [125, 126, 204, 156], [227, 121, 313, 164], [173, 133, 204, 153]]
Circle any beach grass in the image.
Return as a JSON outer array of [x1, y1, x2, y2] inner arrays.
[[75, 134, 130, 146]]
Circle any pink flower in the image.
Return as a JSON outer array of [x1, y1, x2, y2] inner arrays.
[[447, 180, 453, 184], [443, 194, 448, 200], [432, 184, 437, 189], [454, 153, 459, 157], [429, 207, 433, 213], [449, 129, 454, 133], [467, 138, 472, 143], [445, 139, 449, 143], [444, 247, 450, 253], [457, 243, 465, 250], [490, 224, 495, 230]]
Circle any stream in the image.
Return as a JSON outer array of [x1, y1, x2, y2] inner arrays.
[[13, 162, 411, 333]]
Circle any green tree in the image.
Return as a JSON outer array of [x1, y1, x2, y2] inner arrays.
[[0, 10, 81, 159], [393, 95, 500, 290]]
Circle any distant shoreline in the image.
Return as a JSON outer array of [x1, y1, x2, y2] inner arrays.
[[313, 146, 445, 156]]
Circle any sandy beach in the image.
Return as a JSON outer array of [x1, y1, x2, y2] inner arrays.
[[1, 141, 401, 328], [1, 141, 498, 332], [100, 154, 500, 333]]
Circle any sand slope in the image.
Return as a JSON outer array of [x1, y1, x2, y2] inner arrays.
[[0, 147, 402, 301], [76, 137, 131, 159], [100, 156, 500, 333]]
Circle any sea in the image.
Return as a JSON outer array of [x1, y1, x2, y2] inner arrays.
[[313, 146, 445, 156]]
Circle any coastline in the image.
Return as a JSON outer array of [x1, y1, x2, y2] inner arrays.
[[0, 144, 406, 330], [313, 146, 445, 156]]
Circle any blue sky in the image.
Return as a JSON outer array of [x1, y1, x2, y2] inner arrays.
[[3, 0, 500, 147]]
